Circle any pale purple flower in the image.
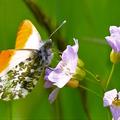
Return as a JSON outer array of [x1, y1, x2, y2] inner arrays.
[[44, 39, 79, 103], [44, 68, 53, 88], [105, 26, 120, 52], [103, 89, 120, 120], [48, 88, 60, 104]]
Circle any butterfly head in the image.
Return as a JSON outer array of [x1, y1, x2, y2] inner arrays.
[[43, 39, 52, 49], [38, 39, 53, 67]]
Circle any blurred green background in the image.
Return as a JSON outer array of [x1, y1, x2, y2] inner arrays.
[[0, 0, 120, 120]]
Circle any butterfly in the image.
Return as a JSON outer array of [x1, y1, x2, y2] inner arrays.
[[0, 20, 52, 101]]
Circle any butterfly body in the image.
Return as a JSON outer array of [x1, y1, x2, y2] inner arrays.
[[0, 20, 52, 101]]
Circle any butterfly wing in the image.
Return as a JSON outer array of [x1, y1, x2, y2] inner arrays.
[[0, 49, 33, 76], [0, 50, 14, 74], [15, 19, 43, 50], [0, 20, 43, 77], [0, 49, 43, 101]]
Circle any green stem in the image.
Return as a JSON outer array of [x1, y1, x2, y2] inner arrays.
[[85, 77, 100, 86], [105, 64, 115, 90], [85, 77, 105, 92], [79, 85, 102, 98], [84, 68, 100, 82]]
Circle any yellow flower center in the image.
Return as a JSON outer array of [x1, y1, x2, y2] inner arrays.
[[112, 96, 120, 106]]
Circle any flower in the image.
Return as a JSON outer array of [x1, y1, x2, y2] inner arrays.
[[105, 26, 120, 63], [105, 26, 120, 52], [44, 68, 53, 88], [103, 89, 120, 120], [45, 39, 79, 88], [44, 39, 86, 103]]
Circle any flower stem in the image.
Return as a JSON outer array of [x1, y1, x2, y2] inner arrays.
[[85, 77, 100, 86], [105, 64, 115, 90], [79, 85, 102, 98], [84, 68, 100, 82]]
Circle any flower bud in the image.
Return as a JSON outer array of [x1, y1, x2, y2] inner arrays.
[[110, 50, 120, 63], [77, 58, 84, 68], [67, 79, 79, 88], [73, 66, 86, 81]]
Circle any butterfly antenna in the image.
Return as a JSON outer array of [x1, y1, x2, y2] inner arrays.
[[49, 20, 66, 39]]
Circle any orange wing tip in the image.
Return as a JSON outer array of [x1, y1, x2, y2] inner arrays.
[[15, 20, 33, 49], [15, 20, 42, 50], [0, 50, 14, 73], [0, 50, 33, 76]]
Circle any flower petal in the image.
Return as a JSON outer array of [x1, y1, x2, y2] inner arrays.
[[48, 70, 71, 88], [48, 88, 60, 104], [44, 80, 53, 88], [106, 26, 120, 52], [44, 68, 53, 81], [62, 39, 78, 63], [72, 38, 79, 53], [110, 26, 120, 35], [105, 36, 118, 52], [53, 74, 71, 88], [110, 105, 120, 120], [103, 89, 117, 107], [62, 45, 77, 62], [60, 41, 78, 73], [44, 68, 54, 88]]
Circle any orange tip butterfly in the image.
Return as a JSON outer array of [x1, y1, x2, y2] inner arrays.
[[0, 20, 53, 101]]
